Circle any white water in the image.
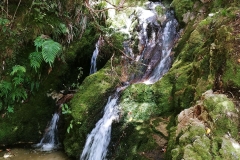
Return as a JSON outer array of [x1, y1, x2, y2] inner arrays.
[[89, 41, 100, 75], [33, 113, 60, 151], [144, 16, 178, 84], [80, 95, 119, 160]]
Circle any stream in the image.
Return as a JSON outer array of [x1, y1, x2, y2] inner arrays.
[[0, 148, 70, 160]]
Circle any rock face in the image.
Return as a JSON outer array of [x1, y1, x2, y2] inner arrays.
[[170, 90, 240, 160]]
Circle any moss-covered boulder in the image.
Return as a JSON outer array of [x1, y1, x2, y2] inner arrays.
[[168, 90, 240, 160], [63, 61, 120, 157]]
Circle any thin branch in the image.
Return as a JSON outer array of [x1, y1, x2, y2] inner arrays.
[[85, 0, 127, 12], [10, 0, 21, 28], [110, 52, 116, 78], [6, 0, 8, 18], [103, 37, 148, 66]]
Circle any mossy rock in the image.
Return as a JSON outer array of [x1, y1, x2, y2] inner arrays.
[[170, 0, 196, 24], [203, 93, 238, 138], [63, 61, 120, 157], [108, 80, 174, 159], [109, 122, 161, 160], [168, 91, 239, 159]]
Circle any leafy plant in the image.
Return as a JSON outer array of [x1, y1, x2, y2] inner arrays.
[[29, 35, 63, 71], [0, 18, 10, 33], [62, 103, 72, 114], [71, 67, 83, 89], [67, 120, 73, 133], [0, 65, 28, 113], [7, 106, 14, 113], [61, 103, 73, 133]]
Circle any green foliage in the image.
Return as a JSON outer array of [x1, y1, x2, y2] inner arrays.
[[171, 0, 194, 23], [29, 52, 43, 71], [10, 65, 26, 76], [67, 120, 73, 134], [42, 39, 62, 65], [62, 103, 73, 134], [0, 18, 10, 33], [7, 106, 14, 113], [0, 65, 28, 113], [155, 6, 165, 16], [29, 35, 63, 71], [71, 67, 83, 89], [31, 0, 59, 22], [62, 104, 72, 114]]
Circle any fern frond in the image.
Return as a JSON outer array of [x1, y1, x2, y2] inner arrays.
[[42, 40, 62, 66], [29, 52, 43, 71], [10, 65, 26, 76], [34, 36, 45, 52], [12, 76, 24, 86], [7, 106, 14, 113], [59, 23, 68, 34], [0, 81, 12, 97], [10, 87, 27, 101]]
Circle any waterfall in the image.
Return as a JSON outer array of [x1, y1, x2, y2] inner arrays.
[[80, 95, 119, 160], [32, 113, 60, 151], [89, 40, 100, 75], [144, 10, 178, 84], [80, 2, 178, 159]]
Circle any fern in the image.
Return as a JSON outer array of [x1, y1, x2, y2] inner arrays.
[[0, 81, 12, 97], [10, 87, 27, 102], [34, 36, 45, 52], [12, 76, 24, 86], [7, 106, 14, 113], [10, 65, 26, 76], [29, 36, 62, 69], [42, 39, 61, 66], [29, 52, 43, 71]]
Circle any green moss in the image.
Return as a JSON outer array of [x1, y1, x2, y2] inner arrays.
[[203, 94, 238, 138], [168, 91, 239, 159], [183, 144, 202, 160], [111, 123, 158, 160], [120, 84, 158, 122], [170, 0, 195, 23], [222, 59, 240, 88], [219, 137, 240, 160], [155, 6, 166, 16], [192, 136, 211, 159], [63, 62, 120, 157], [179, 126, 206, 146]]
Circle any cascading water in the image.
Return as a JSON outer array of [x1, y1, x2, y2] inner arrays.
[[143, 10, 178, 84], [80, 95, 119, 160], [90, 38, 101, 75], [80, 85, 127, 160], [80, 1, 178, 159], [33, 113, 60, 151]]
